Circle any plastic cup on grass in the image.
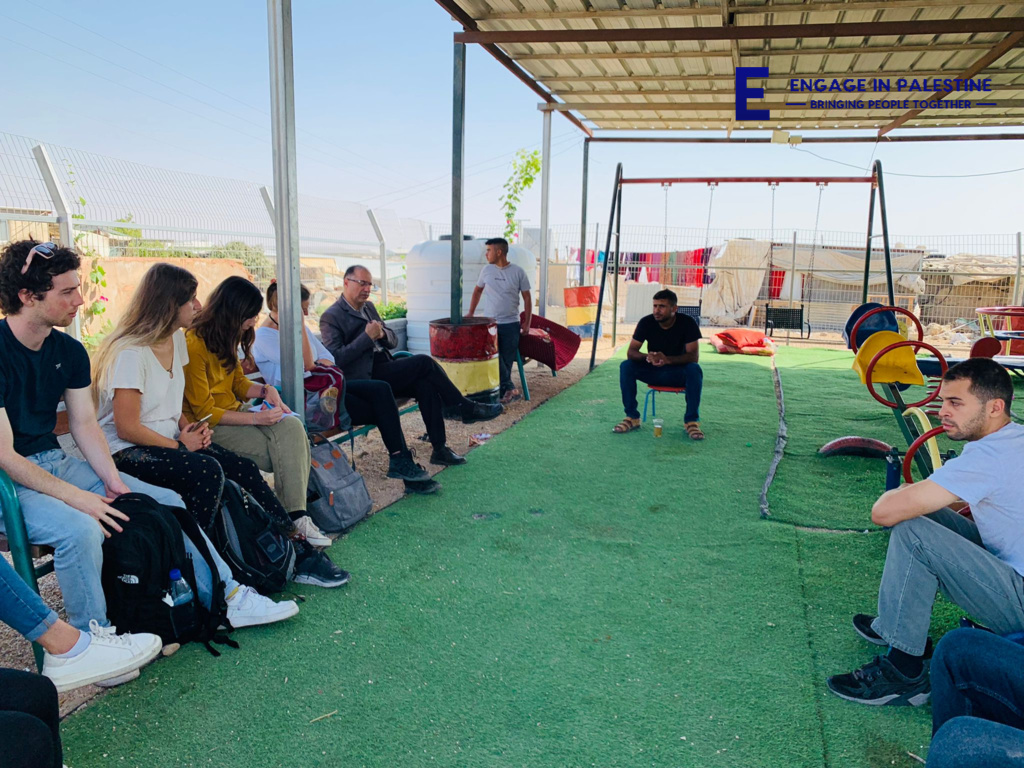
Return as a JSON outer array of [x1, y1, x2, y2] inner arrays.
[[652, 418, 664, 438]]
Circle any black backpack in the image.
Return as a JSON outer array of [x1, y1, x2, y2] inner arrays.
[[101, 494, 235, 655], [207, 480, 296, 595]]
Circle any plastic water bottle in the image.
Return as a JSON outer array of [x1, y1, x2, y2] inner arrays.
[[167, 569, 194, 607]]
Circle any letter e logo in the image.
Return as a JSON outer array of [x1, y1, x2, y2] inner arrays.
[[736, 66, 770, 121]]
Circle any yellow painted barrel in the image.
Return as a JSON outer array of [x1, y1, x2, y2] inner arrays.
[[429, 317, 500, 404]]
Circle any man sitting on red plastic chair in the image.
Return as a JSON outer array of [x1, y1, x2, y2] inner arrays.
[[613, 289, 704, 440]]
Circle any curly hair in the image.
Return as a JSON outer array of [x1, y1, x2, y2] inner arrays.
[[0, 240, 81, 316], [191, 275, 264, 372]]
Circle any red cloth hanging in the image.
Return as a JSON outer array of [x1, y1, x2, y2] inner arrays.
[[681, 248, 706, 288], [768, 270, 786, 300]]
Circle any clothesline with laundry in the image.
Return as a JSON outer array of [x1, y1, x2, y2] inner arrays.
[[566, 247, 716, 285]]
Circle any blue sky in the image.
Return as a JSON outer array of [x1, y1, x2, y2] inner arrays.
[[1, 0, 1022, 240]]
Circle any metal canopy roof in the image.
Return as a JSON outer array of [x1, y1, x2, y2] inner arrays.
[[435, 0, 1024, 137]]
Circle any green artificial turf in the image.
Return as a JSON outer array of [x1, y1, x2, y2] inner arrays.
[[57, 347, 966, 768], [798, 530, 962, 768], [767, 346, 957, 530]]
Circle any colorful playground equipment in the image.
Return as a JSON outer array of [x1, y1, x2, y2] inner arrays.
[[821, 303, 957, 482]]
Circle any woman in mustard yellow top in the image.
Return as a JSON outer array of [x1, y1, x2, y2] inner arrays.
[[183, 276, 350, 588]]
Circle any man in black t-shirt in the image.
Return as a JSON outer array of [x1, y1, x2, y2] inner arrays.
[[613, 289, 704, 440], [0, 240, 194, 636]]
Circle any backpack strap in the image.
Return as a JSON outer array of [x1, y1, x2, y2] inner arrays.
[[167, 506, 240, 656]]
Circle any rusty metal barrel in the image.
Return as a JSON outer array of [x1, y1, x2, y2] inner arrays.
[[429, 317, 500, 404]]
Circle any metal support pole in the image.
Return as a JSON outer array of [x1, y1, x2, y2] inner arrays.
[[451, 42, 467, 324], [579, 138, 590, 285], [862, 181, 877, 306], [1014, 232, 1023, 306], [33, 144, 81, 340], [611, 183, 623, 347], [787, 231, 797, 346], [538, 104, 553, 318], [874, 160, 895, 306], [590, 164, 623, 371], [366, 209, 388, 305], [266, 0, 303, 414]]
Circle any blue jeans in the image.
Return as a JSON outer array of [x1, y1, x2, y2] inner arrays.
[[496, 322, 520, 395], [619, 358, 703, 423], [927, 628, 1024, 767], [0, 450, 238, 631], [0, 554, 57, 642], [871, 509, 1024, 656]]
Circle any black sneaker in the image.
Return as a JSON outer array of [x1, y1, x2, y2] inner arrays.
[[293, 550, 350, 588], [430, 445, 467, 466], [461, 401, 502, 424], [826, 656, 930, 706], [387, 451, 430, 482], [852, 614, 887, 646], [404, 478, 441, 495]]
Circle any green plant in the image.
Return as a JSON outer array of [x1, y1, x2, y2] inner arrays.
[[81, 319, 113, 355], [499, 149, 541, 242], [377, 300, 407, 320]]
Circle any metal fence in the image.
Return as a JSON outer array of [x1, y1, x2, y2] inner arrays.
[[0, 132, 428, 309], [2, 131, 1021, 350]]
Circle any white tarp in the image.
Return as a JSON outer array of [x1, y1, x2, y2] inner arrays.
[[923, 253, 1021, 286], [700, 239, 926, 326]]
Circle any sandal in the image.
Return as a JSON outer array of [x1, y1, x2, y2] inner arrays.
[[685, 422, 705, 441], [613, 418, 641, 434]]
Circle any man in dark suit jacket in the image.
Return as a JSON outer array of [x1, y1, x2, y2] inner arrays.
[[320, 265, 501, 466]]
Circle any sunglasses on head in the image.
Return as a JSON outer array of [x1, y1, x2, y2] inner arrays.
[[21, 242, 57, 275]]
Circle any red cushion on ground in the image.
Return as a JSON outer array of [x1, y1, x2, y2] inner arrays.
[[716, 328, 771, 349]]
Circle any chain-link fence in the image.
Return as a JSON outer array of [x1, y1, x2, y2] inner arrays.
[[0, 132, 436, 343], [2, 131, 1021, 352]]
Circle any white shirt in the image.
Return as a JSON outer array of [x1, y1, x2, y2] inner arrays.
[[97, 331, 189, 454], [928, 422, 1024, 576], [476, 263, 530, 325], [252, 325, 334, 389]]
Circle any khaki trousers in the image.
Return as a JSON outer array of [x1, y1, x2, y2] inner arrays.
[[212, 416, 311, 514]]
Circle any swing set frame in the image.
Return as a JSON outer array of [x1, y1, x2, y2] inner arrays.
[[589, 160, 895, 370]]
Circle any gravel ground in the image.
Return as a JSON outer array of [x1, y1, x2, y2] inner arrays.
[[0, 337, 628, 717]]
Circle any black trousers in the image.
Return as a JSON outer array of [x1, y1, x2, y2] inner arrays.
[[344, 379, 408, 455], [0, 669, 61, 768], [371, 354, 464, 449], [113, 442, 294, 533]]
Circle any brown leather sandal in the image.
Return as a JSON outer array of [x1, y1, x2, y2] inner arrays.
[[685, 422, 705, 441], [613, 417, 641, 434]]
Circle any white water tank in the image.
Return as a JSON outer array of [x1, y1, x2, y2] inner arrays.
[[406, 238, 537, 354]]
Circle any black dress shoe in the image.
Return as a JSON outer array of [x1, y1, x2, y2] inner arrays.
[[461, 401, 502, 424], [404, 478, 442, 495], [430, 445, 467, 465]]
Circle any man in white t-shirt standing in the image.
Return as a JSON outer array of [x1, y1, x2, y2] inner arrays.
[[467, 237, 532, 404], [828, 358, 1024, 707]]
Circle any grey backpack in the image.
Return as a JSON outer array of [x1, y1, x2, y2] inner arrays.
[[306, 436, 372, 533]]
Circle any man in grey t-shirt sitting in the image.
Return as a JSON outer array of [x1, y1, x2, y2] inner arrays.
[[827, 358, 1024, 707], [467, 238, 532, 404]]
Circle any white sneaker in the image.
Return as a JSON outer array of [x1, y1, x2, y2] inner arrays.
[[226, 585, 299, 628], [94, 669, 141, 688], [293, 515, 331, 548], [42, 621, 162, 693]]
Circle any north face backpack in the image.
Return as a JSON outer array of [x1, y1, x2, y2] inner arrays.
[[207, 480, 296, 595], [306, 435, 372, 533], [101, 493, 234, 654]]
